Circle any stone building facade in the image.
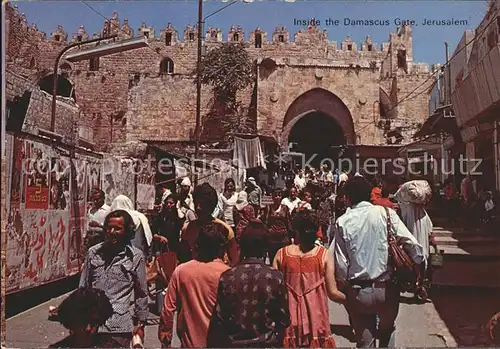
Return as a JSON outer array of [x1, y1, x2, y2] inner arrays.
[[5, 3, 433, 157]]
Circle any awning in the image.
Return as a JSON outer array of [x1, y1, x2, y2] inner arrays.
[[413, 104, 458, 139]]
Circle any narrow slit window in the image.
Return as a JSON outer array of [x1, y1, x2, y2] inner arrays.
[[89, 57, 99, 71], [255, 33, 262, 48]]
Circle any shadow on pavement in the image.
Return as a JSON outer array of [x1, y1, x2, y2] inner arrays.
[[330, 324, 356, 343], [430, 287, 500, 346], [6, 275, 80, 319]]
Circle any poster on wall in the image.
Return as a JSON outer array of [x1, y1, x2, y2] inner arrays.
[[49, 158, 70, 210], [71, 158, 87, 216], [25, 142, 50, 209], [68, 216, 85, 270], [102, 156, 119, 205], [10, 138, 25, 206], [87, 162, 101, 198]]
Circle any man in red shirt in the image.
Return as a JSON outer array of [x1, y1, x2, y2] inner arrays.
[[373, 187, 396, 209]]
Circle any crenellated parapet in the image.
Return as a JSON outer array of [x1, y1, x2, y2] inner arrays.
[[294, 21, 327, 45], [29, 23, 47, 40], [120, 19, 134, 39], [138, 21, 155, 38], [161, 23, 179, 45], [183, 24, 197, 42], [228, 25, 244, 42], [341, 36, 357, 51], [272, 25, 289, 43], [71, 26, 89, 43], [205, 26, 222, 42], [249, 27, 267, 48], [360, 36, 377, 52]]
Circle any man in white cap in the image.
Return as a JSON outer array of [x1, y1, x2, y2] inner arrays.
[[177, 177, 196, 224], [245, 177, 262, 215]]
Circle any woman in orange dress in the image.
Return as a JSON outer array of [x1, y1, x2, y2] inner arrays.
[[273, 212, 346, 348]]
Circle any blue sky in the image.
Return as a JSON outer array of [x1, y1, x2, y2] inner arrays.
[[14, 1, 488, 64]]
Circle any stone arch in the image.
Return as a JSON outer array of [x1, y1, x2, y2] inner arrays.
[[38, 73, 76, 101], [379, 87, 395, 119], [282, 88, 356, 146]]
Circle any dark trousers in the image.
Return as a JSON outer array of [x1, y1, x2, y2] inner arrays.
[[95, 333, 132, 348], [347, 281, 400, 347]]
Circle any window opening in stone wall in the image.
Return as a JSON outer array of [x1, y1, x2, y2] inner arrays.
[[165, 32, 172, 46], [255, 33, 262, 48], [397, 49, 406, 69], [60, 63, 71, 72], [77, 35, 82, 42], [160, 57, 174, 74], [89, 57, 100, 71], [278, 34, 284, 42], [211, 31, 217, 38], [347, 44, 353, 51], [38, 74, 76, 100], [55, 34, 60, 41], [233, 33, 239, 41], [189, 32, 194, 41], [368, 44, 373, 51], [143, 31, 150, 38]]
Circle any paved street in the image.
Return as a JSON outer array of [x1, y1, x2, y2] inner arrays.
[[6, 286, 499, 347]]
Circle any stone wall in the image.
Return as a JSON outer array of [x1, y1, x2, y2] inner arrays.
[[6, 70, 79, 142]]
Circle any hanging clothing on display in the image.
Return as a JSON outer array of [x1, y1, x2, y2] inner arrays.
[[233, 137, 267, 170]]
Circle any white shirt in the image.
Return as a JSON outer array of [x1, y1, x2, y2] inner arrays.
[[339, 173, 348, 183], [326, 171, 333, 182], [87, 204, 111, 236], [294, 175, 307, 191], [330, 201, 424, 287], [88, 204, 110, 225], [216, 192, 238, 226], [281, 197, 302, 213]]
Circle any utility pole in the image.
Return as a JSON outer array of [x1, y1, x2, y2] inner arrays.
[[193, 0, 203, 186], [445, 42, 451, 105]]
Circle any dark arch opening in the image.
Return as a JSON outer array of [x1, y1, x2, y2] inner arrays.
[[38, 74, 76, 101], [60, 63, 72, 72], [288, 111, 346, 167], [160, 57, 174, 74]]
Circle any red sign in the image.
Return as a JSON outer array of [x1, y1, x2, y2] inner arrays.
[[25, 142, 50, 209]]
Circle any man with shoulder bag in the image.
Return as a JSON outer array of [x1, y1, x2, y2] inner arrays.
[[331, 177, 425, 348]]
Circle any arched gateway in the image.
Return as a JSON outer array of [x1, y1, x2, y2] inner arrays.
[[281, 88, 356, 166]]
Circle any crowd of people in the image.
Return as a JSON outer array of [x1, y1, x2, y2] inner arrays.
[[47, 167, 499, 348]]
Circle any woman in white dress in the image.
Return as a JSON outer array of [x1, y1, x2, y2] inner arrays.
[[395, 181, 434, 301], [215, 178, 239, 230]]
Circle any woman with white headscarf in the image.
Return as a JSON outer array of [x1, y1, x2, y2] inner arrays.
[[395, 180, 434, 301], [233, 191, 256, 243], [109, 195, 153, 259]]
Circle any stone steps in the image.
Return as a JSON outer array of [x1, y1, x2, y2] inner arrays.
[[431, 224, 500, 288], [435, 235, 500, 246]]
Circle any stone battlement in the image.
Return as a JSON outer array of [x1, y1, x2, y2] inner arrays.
[[7, 4, 405, 54]]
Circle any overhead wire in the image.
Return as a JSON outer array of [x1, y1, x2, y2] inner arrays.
[[384, 13, 499, 114], [80, 0, 163, 58]]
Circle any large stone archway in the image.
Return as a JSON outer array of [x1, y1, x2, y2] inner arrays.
[[281, 88, 356, 148]]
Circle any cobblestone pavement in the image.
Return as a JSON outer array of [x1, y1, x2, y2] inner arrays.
[[7, 286, 498, 348]]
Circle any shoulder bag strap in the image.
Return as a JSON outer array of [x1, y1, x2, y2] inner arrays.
[[384, 206, 396, 244]]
